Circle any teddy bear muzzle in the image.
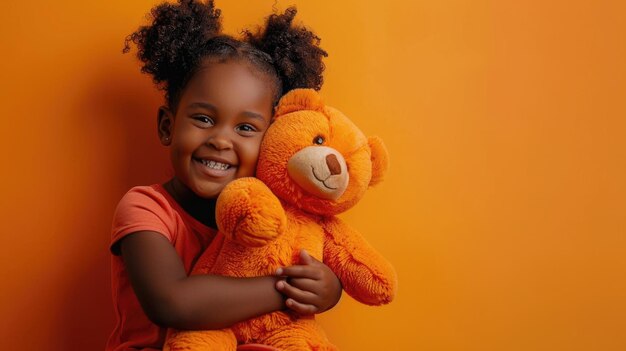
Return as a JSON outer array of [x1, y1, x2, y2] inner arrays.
[[287, 145, 349, 200]]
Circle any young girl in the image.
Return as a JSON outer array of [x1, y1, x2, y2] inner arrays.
[[106, 1, 342, 350]]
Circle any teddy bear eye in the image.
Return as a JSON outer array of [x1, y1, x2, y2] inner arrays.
[[313, 136, 325, 145]]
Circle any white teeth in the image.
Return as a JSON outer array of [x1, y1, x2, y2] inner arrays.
[[200, 159, 230, 170]]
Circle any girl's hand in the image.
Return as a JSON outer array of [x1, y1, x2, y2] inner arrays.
[[275, 250, 342, 315]]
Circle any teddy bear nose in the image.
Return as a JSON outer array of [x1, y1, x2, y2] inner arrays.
[[326, 154, 342, 175]]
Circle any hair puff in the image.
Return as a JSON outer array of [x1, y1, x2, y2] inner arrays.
[[123, 0, 222, 104], [244, 7, 328, 93]]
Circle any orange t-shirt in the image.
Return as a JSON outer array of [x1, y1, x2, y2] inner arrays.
[[106, 184, 217, 351]]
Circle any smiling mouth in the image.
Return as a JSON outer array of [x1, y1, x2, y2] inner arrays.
[[311, 166, 337, 190], [195, 158, 232, 171]]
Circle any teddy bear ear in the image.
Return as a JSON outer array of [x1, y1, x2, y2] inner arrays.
[[368, 136, 389, 187], [274, 88, 325, 118]]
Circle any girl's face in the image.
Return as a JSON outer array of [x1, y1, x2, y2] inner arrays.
[[159, 59, 274, 199]]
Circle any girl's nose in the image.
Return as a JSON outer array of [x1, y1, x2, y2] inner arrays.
[[206, 132, 233, 150]]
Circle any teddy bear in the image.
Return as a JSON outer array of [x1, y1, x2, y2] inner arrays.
[[164, 89, 398, 351]]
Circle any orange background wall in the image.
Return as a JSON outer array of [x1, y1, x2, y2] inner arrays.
[[1, 0, 625, 350]]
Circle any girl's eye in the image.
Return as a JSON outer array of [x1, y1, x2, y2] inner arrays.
[[313, 136, 325, 145], [193, 115, 214, 126], [237, 124, 257, 133]]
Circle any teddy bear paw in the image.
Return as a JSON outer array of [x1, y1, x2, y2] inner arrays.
[[216, 177, 287, 247]]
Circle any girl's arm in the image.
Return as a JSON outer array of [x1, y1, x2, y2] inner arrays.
[[120, 230, 285, 330], [120, 231, 343, 330]]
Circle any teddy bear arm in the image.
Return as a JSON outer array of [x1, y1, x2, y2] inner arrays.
[[323, 217, 397, 306], [216, 177, 287, 247]]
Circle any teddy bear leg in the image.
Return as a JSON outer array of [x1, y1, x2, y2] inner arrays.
[[164, 328, 237, 351], [258, 319, 337, 351]]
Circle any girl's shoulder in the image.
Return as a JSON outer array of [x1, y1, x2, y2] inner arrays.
[[119, 184, 170, 208], [113, 184, 177, 221], [110, 184, 180, 255], [114, 183, 213, 238]]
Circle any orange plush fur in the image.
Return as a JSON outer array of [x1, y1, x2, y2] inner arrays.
[[164, 89, 398, 351]]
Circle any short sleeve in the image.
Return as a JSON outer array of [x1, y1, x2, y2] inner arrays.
[[110, 186, 177, 255]]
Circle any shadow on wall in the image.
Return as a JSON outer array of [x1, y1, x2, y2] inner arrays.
[[57, 53, 169, 349]]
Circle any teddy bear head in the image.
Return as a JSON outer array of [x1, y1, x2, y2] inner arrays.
[[256, 89, 388, 216]]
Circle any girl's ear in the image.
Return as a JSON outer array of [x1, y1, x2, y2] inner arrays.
[[158, 106, 174, 146]]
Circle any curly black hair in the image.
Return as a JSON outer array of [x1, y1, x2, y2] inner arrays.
[[123, 0, 327, 110]]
